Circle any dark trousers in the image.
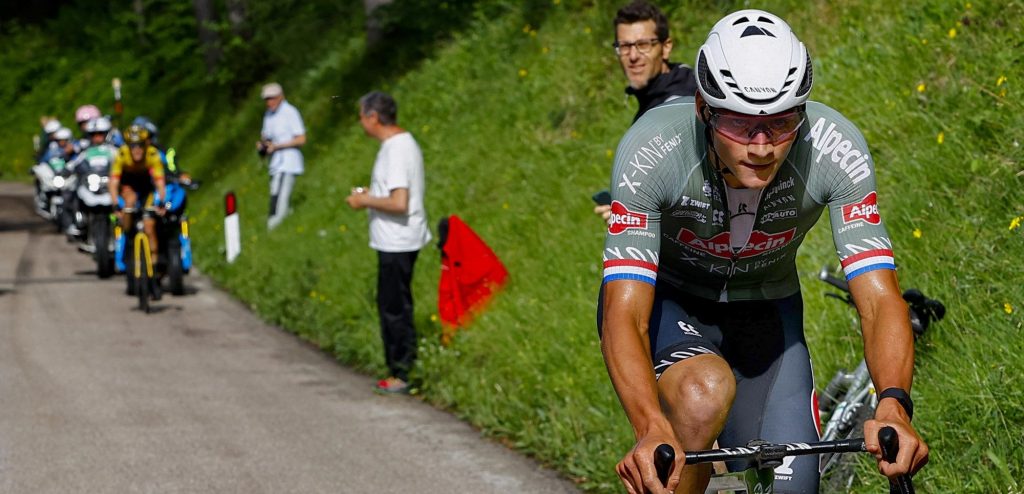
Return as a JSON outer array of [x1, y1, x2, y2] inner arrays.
[[377, 250, 419, 381]]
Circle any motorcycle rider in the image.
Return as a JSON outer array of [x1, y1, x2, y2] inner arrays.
[[74, 104, 103, 152], [65, 117, 118, 237], [109, 124, 167, 278], [36, 118, 62, 161], [40, 127, 78, 164]]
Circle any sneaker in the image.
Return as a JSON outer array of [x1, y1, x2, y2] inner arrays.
[[374, 377, 410, 395]]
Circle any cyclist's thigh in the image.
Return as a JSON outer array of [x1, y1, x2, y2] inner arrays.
[[718, 293, 819, 494], [596, 286, 726, 378]]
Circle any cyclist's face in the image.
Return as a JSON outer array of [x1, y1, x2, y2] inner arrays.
[[703, 106, 798, 190], [130, 143, 146, 162], [90, 132, 106, 145], [615, 20, 671, 90]]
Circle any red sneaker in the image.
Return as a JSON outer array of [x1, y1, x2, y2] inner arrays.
[[375, 377, 410, 394]]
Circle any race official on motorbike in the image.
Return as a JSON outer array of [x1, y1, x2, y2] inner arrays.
[[40, 127, 77, 163], [74, 104, 102, 152], [109, 125, 167, 265]]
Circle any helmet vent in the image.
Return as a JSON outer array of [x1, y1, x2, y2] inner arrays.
[[697, 51, 726, 100], [741, 26, 776, 38], [757, 16, 775, 24], [796, 53, 813, 97], [732, 16, 750, 25]]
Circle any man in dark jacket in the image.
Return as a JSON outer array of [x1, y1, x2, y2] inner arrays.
[[596, 1, 699, 220], [613, 0, 698, 122]]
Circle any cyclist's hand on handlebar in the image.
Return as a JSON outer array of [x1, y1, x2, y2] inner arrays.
[[864, 401, 929, 478], [616, 430, 680, 494]]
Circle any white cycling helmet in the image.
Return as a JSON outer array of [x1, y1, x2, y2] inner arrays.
[[44, 119, 62, 134], [85, 116, 112, 133], [54, 127, 74, 140], [696, 10, 812, 115]]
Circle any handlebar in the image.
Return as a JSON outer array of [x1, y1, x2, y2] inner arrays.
[[654, 425, 914, 493]]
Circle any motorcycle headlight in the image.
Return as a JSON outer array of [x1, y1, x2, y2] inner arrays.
[[87, 174, 102, 192], [53, 176, 66, 188]]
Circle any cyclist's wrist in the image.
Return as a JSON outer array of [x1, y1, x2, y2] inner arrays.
[[877, 387, 914, 421]]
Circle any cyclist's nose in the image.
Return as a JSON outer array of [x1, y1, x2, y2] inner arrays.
[[747, 132, 775, 159]]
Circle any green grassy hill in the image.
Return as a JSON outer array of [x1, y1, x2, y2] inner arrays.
[[3, 1, 1022, 492]]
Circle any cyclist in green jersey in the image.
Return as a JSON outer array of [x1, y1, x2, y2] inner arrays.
[[599, 10, 928, 494]]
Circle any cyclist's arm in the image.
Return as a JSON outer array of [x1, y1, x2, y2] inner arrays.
[[109, 150, 124, 206], [849, 265, 929, 476], [601, 280, 669, 437], [601, 280, 680, 494]]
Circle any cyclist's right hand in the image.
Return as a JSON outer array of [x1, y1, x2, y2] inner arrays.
[[864, 401, 929, 479], [594, 204, 612, 224], [616, 429, 680, 494]]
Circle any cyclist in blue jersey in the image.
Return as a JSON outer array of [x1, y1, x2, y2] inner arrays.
[[599, 10, 928, 494]]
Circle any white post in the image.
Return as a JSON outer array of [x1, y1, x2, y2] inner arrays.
[[224, 191, 241, 263]]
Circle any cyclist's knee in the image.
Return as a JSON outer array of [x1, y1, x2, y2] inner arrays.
[[659, 355, 735, 436]]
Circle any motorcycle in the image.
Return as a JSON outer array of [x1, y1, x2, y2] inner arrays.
[[68, 151, 116, 278], [31, 156, 75, 231]]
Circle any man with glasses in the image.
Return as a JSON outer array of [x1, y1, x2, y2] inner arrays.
[[599, 10, 928, 494], [613, 1, 697, 123], [596, 1, 697, 221], [258, 82, 307, 230]]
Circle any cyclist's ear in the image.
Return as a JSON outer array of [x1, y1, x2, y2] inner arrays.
[[695, 94, 710, 124], [661, 37, 673, 63]]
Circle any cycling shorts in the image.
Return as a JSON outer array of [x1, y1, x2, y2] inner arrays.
[[597, 287, 822, 493]]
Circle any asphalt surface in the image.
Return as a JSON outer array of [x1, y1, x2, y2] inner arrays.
[[0, 182, 581, 494]]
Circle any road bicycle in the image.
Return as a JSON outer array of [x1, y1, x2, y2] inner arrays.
[[653, 426, 914, 493], [121, 206, 160, 313], [815, 266, 945, 491]]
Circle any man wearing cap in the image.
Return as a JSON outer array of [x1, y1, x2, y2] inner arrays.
[[258, 82, 307, 230]]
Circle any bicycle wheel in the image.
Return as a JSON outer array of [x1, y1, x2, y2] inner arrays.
[[820, 402, 873, 492], [134, 233, 151, 313]]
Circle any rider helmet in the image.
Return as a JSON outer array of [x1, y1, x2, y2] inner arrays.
[[85, 116, 113, 134], [44, 119, 62, 134], [124, 124, 151, 145], [695, 10, 812, 116], [54, 127, 74, 141], [132, 116, 160, 145], [75, 104, 102, 123]]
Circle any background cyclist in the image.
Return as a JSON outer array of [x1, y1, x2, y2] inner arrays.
[[109, 124, 167, 271]]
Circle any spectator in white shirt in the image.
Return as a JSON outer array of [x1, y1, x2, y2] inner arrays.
[[258, 82, 306, 230]]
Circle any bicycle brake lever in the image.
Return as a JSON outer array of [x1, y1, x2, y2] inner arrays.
[[878, 426, 915, 494]]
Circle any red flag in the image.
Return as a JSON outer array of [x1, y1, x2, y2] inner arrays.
[[438, 215, 508, 344]]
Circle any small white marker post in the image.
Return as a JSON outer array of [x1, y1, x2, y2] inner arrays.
[[225, 192, 241, 263]]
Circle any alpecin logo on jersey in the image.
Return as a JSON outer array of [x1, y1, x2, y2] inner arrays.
[[842, 192, 881, 225], [608, 201, 649, 235], [677, 228, 796, 259]]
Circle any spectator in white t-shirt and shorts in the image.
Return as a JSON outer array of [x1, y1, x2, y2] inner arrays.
[[346, 91, 431, 394], [258, 82, 307, 230]]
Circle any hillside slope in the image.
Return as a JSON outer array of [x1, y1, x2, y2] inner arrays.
[[5, 1, 1022, 492]]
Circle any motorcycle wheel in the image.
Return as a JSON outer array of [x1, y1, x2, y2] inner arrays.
[[93, 214, 113, 279], [166, 235, 184, 296]]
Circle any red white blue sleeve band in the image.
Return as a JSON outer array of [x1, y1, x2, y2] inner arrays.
[[840, 249, 896, 280], [602, 259, 658, 286]]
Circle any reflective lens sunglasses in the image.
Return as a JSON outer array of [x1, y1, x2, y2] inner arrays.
[[708, 109, 805, 145]]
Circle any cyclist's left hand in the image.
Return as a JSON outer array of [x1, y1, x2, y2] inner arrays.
[[863, 400, 929, 478], [156, 205, 167, 217]]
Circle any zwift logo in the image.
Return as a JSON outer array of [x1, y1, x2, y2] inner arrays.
[[608, 201, 649, 235]]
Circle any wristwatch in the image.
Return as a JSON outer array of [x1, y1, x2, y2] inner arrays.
[[878, 387, 914, 421]]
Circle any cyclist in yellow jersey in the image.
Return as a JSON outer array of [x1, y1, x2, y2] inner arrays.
[[109, 125, 167, 263]]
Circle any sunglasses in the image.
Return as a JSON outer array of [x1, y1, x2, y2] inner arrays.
[[708, 109, 805, 145], [129, 143, 145, 149]]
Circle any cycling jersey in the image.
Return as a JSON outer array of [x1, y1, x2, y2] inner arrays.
[[602, 100, 894, 301], [111, 144, 165, 181]]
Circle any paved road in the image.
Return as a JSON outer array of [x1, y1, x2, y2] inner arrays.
[[0, 182, 580, 494]]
